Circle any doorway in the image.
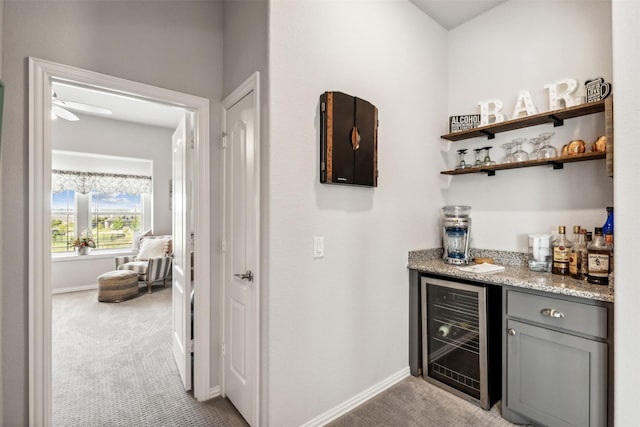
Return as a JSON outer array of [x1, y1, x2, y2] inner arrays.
[[29, 58, 212, 426]]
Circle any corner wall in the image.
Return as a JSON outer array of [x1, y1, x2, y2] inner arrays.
[[268, 2, 446, 425], [0, 2, 223, 424], [446, 0, 613, 251]]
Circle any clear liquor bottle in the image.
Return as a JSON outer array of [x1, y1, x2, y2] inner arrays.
[[569, 227, 588, 280], [587, 227, 612, 286], [552, 225, 572, 276]]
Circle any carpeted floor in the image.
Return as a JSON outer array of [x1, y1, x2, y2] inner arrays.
[[52, 286, 248, 427], [54, 287, 521, 427]]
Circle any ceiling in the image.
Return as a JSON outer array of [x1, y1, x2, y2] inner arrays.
[[51, 2, 506, 128], [52, 81, 185, 129], [410, 0, 508, 30]]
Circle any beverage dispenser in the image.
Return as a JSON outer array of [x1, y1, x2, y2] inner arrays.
[[442, 205, 472, 265]]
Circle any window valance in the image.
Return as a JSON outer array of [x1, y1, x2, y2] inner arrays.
[[52, 170, 152, 195]]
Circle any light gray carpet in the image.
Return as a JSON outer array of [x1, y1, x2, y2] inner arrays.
[[327, 376, 521, 427], [52, 287, 248, 427]]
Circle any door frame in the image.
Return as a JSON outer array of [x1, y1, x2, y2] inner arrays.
[[221, 71, 261, 426], [28, 57, 212, 426]]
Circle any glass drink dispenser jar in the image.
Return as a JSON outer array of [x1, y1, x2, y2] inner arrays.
[[442, 205, 472, 265]]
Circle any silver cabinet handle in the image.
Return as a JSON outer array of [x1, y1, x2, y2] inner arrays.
[[507, 328, 516, 336], [234, 270, 253, 282], [540, 308, 564, 318]]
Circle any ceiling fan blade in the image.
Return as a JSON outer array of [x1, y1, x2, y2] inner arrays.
[[52, 105, 80, 121], [53, 99, 112, 115]]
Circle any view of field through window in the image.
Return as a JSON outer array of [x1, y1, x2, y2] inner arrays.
[[51, 190, 143, 253]]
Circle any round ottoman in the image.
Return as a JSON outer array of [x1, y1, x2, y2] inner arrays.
[[97, 270, 139, 303]]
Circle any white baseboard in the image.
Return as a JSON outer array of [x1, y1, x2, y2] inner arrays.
[[51, 284, 97, 294], [300, 367, 411, 427], [209, 385, 221, 399]]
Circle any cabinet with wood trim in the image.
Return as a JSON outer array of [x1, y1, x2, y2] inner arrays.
[[440, 99, 613, 177]]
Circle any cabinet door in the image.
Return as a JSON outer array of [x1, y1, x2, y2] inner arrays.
[[506, 319, 607, 427]]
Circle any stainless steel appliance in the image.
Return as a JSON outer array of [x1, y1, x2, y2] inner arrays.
[[421, 276, 501, 409], [442, 205, 472, 265]]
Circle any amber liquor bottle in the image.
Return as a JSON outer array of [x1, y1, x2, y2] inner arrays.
[[587, 227, 612, 286], [552, 226, 572, 275]]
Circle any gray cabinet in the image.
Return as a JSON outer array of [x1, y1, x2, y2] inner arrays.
[[502, 287, 613, 427]]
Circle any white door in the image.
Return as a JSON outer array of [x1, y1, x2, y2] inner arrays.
[[172, 115, 193, 390], [223, 88, 259, 425]]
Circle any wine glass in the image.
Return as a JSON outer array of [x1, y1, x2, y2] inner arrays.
[[455, 149, 469, 169], [501, 142, 514, 163], [473, 148, 483, 167], [483, 146, 496, 166], [528, 137, 543, 160], [538, 132, 557, 159], [511, 138, 529, 162]]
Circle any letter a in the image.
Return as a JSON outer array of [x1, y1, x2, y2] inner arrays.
[[512, 90, 538, 118]]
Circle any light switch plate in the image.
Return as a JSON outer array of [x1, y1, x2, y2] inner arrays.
[[314, 236, 324, 258]]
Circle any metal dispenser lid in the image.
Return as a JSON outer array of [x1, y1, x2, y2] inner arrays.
[[442, 205, 471, 218]]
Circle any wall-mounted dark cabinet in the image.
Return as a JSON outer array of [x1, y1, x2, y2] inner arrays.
[[320, 91, 378, 187]]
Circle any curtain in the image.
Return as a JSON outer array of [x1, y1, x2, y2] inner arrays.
[[52, 170, 152, 195]]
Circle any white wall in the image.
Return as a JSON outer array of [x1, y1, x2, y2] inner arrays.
[[611, 0, 640, 424], [268, 1, 446, 425], [53, 114, 172, 234], [447, 0, 614, 252], [0, 2, 223, 424]]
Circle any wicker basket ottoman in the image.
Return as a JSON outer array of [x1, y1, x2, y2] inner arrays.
[[97, 270, 139, 303]]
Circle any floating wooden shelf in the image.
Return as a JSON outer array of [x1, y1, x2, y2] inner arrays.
[[441, 152, 606, 176], [441, 100, 606, 142]]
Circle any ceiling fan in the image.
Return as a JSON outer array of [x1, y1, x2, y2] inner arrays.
[[52, 91, 113, 121]]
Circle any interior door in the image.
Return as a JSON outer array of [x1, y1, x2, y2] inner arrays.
[[224, 90, 258, 425], [172, 114, 193, 390]]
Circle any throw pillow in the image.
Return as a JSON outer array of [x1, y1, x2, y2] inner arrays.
[[137, 237, 168, 261], [131, 229, 153, 251]]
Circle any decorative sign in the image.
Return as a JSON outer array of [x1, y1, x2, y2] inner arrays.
[[478, 99, 506, 126], [449, 114, 481, 132], [585, 77, 612, 102], [512, 90, 538, 118], [544, 78, 579, 110]]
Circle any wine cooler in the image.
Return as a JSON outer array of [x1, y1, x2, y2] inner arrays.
[[421, 276, 501, 409]]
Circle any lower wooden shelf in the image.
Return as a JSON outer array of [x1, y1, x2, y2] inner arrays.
[[441, 152, 606, 176]]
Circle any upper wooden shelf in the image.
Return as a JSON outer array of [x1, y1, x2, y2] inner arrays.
[[441, 100, 607, 142]]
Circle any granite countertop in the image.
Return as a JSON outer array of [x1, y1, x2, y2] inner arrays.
[[408, 249, 614, 303]]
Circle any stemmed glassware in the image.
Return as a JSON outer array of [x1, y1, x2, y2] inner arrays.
[[538, 132, 557, 159], [528, 137, 543, 160], [482, 146, 496, 166], [501, 142, 514, 163], [511, 138, 529, 162], [474, 148, 483, 167], [455, 149, 470, 169]]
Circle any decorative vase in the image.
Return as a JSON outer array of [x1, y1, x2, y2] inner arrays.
[[76, 246, 91, 255]]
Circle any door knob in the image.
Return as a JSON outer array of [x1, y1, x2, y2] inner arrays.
[[234, 270, 253, 282], [507, 328, 516, 336]]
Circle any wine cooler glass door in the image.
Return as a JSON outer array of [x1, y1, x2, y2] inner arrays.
[[422, 278, 488, 407]]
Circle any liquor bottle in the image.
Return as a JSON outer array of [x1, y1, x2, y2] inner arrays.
[[552, 226, 572, 276], [569, 227, 588, 280], [587, 227, 612, 285], [602, 206, 614, 246]]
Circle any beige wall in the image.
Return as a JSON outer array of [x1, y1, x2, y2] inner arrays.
[[1, 2, 223, 424]]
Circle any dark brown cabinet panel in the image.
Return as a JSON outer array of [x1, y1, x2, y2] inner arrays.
[[320, 91, 378, 187]]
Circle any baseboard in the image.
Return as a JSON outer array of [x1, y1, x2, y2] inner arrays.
[[300, 367, 411, 427], [209, 385, 221, 399], [51, 284, 97, 294]]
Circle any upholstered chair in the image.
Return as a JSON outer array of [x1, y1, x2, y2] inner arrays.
[[115, 235, 172, 293]]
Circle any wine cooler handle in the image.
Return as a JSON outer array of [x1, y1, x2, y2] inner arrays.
[[507, 328, 516, 336], [540, 308, 564, 318]]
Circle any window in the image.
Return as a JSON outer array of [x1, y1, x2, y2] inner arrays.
[[51, 168, 152, 254], [51, 190, 76, 253], [91, 192, 142, 250]]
